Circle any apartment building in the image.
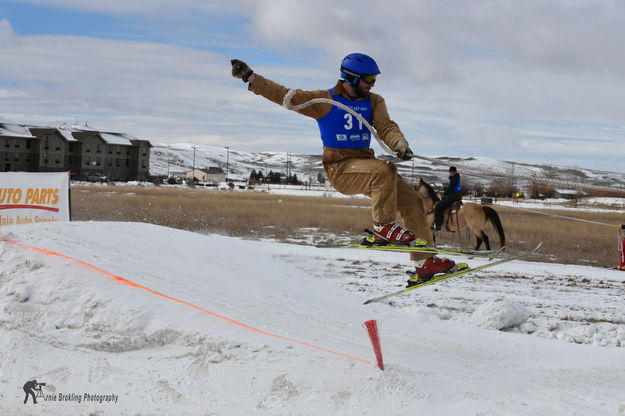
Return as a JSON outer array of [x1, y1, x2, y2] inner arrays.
[[0, 123, 151, 181]]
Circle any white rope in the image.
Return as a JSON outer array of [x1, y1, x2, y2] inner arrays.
[[410, 153, 625, 194], [282, 89, 394, 155], [282, 89, 625, 194], [501, 204, 624, 253], [496, 204, 616, 227]]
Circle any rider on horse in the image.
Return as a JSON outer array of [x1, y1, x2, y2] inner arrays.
[[433, 166, 462, 231]]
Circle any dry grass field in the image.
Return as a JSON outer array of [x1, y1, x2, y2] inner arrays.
[[70, 184, 625, 269]]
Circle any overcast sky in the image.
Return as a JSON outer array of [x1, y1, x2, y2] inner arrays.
[[1, 0, 625, 173]]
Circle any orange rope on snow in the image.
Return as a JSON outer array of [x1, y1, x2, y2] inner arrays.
[[2, 235, 373, 366]]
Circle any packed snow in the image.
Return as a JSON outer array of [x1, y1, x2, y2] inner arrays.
[[1, 221, 625, 415]]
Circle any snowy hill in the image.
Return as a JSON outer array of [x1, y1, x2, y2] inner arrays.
[[150, 143, 325, 184], [149, 143, 625, 189], [1, 221, 625, 415]]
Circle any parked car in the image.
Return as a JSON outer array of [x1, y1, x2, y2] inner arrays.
[[86, 173, 110, 182]]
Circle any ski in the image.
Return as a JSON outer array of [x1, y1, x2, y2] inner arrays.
[[317, 237, 503, 258], [315, 229, 504, 258], [363, 242, 543, 305], [405, 262, 469, 278], [316, 242, 503, 257]]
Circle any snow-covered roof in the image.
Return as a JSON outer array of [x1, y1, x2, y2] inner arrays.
[[58, 122, 94, 131], [0, 123, 35, 138], [57, 129, 78, 142], [99, 132, 134, 146]]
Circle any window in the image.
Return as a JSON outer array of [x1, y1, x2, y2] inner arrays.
[[116, 146, 121, 154], [107, 158, 112, 167], [86, 143, 91, 153], [108, 145, 112, 154], [96, 157, 101, 166], [44, 138, 49, 149], [125, 158, 130, 167], [5, 138, 9, 148], [26, 140, 31, 149], [14, 138, 20, 148], [85, 156, 90, 166], [55, 140, 60, 150], [13, 152, 19, 161], [55, 155, 60, 164], [141, 159, 146, 168], [116, 158, 120, 167], [96, 143, 102, 153], [4, 152, 8, 161]]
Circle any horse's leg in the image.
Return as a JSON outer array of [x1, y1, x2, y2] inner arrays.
[[481, 232, 491, 250], [475, 236, 483, 250], [462, 205, 489, 250], [459, 207, 480, 249]]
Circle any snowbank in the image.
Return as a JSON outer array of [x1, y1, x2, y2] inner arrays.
[[0, 221, 624, 415]]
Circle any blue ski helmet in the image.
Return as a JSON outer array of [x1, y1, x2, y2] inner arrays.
[[340, 53, 380, 87]]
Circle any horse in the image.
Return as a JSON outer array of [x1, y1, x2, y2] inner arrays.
[[415, 178, 505, 251]]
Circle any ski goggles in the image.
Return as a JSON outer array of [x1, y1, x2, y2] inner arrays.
[[360, 74, 377, 85]]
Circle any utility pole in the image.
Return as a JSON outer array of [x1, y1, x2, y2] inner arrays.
[[191, 146, 196, 183], [511, 162, 516, 196], [225, 146, 230, 182]]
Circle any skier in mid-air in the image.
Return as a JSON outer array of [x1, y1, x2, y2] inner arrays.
[[231, 53, 455, 283]]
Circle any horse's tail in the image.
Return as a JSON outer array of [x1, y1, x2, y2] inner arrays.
[[483, 206, 506, 248]]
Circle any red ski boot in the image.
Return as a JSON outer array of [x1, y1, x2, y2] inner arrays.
[[372, 222, 415, 245], [407, 256, 455, 286]]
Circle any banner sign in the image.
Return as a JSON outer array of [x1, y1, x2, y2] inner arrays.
[[0, 172, 70, 227]]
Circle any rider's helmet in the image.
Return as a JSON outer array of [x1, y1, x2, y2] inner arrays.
[[340, 53, 380, 87]]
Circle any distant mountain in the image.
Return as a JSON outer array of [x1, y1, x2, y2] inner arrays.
[[150, 143, 625, 190]]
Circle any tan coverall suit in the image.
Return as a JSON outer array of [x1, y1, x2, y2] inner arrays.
[[249, 75, 433, 261]]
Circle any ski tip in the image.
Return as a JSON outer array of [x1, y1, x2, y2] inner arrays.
[[488, 246, 505, 260], [314, 243, 334, 248], [363, 296, 385, 305]]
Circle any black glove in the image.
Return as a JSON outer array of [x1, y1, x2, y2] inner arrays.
[[231, 59, 254, 83], [394, 139, 414, 160]]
